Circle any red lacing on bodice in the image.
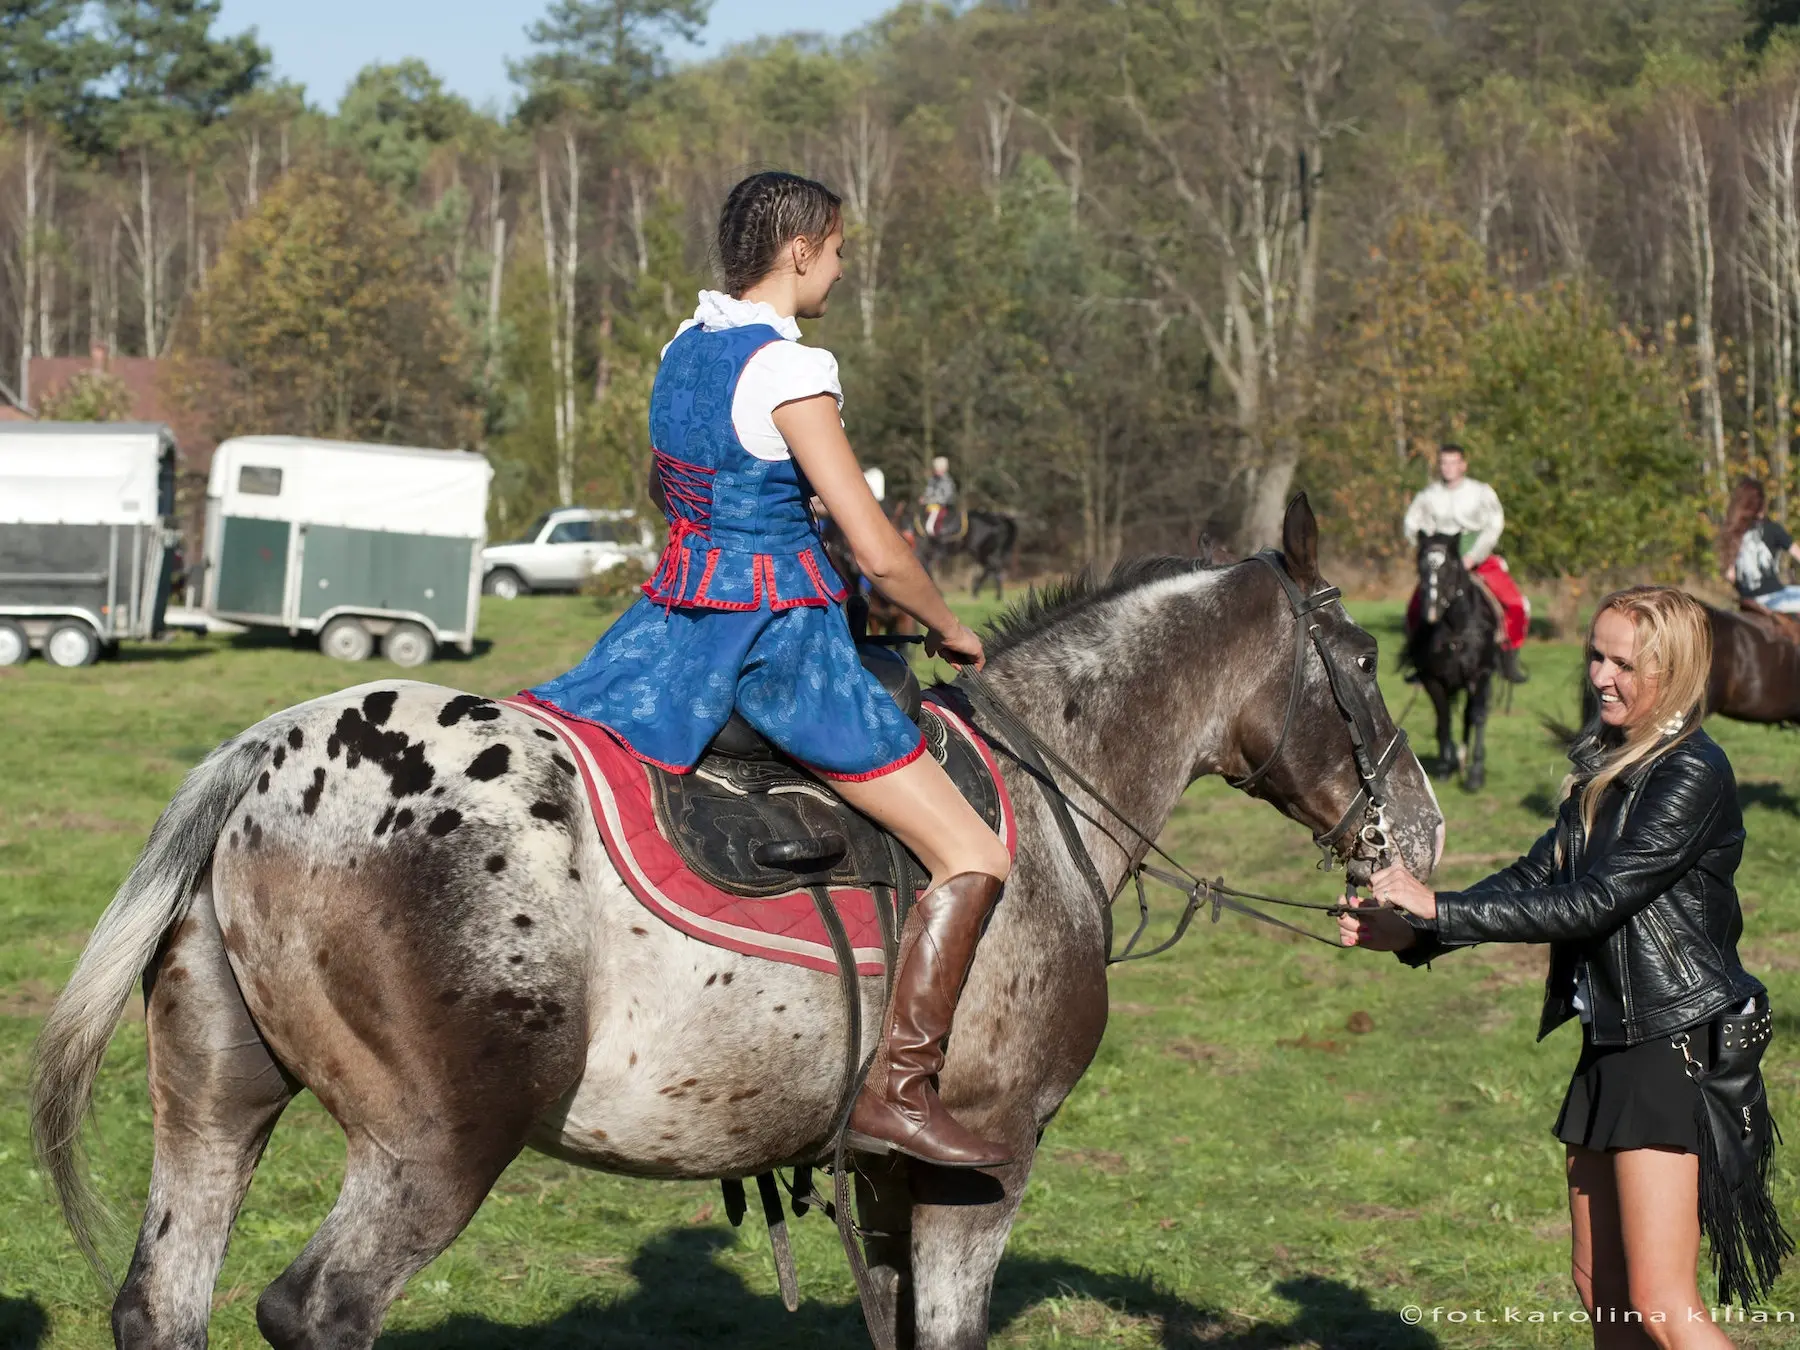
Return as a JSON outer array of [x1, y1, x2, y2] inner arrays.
[[650, 450, 715, 610]]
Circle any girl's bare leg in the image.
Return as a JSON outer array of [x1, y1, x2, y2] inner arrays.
[[828, 751, 1011, 887], [1569, 1145, 1656, 1349], [1614, 1146, 1735, 1350]]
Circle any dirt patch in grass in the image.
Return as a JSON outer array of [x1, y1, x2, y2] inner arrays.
[[0, 978, 59, 1018], [1052, 1147, 1131, 1176], [1471, 941, 1550, 990]]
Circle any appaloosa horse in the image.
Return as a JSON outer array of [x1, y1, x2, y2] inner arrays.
[[1404, 532, 1501, 791], [915, 508, 1017, 599], [33, 495, 1441, 1350]]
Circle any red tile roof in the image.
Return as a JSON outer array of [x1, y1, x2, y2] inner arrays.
[[20, 351, 218, 471]]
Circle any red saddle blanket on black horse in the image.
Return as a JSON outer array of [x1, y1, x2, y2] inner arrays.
[[504, 693, 1015, 976]]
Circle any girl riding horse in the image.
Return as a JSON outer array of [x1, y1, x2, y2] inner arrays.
[[530, 171, 1012, 1169]]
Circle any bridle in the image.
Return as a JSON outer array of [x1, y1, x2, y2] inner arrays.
[[1419, 540, 1468, 626], [1229, 550, 1408, 871], [956, 550, 1412, 956]]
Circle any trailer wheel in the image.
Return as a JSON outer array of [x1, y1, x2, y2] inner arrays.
[[0, 620, 29, 666], [319, 616, 375, 662], [45, 621, 100, 668], [382, 622, 436, 668], [484, 568, 526, 599]]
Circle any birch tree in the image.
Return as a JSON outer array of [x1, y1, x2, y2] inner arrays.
[[1739, 63, 1800, 515], [1120, 0, 1362, 549], [836, 99, 898, 347], [0, 0, 98, 400]]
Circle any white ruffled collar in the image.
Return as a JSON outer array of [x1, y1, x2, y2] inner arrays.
[[687, 289, 801, 340]]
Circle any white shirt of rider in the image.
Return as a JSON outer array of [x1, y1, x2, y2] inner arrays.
[[665, 290, 843, 463], [1402, 476, 1505, 563]]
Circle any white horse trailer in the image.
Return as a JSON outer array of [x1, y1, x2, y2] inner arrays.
[[0, 423, 179, 667], [203, 437, 493, 667]]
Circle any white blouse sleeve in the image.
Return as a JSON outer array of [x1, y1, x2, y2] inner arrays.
[[731, 342, 843, 462]]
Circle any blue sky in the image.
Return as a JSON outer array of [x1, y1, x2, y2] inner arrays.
[[214, 0, 899, 111]]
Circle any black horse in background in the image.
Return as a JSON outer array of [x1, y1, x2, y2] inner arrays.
[[1404, 531, 1501, 791], [914, 506, 1018, 598]]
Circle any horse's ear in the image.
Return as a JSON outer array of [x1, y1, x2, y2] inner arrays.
[[1281, 493, 1319, 589]]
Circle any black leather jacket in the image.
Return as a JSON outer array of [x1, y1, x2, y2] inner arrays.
[[1401, 728, 1764, 1045]]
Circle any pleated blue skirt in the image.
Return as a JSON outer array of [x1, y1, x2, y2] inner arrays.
[[529, 596, 925, 779]]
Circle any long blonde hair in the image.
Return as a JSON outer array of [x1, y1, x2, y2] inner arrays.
[[1571, 586, 1713, 838]]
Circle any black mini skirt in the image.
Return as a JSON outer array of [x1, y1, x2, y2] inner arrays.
[[1553, 1018, 1712, 1154]]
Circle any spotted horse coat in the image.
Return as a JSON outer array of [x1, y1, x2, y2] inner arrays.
[[33, 498, 1446, 1350]]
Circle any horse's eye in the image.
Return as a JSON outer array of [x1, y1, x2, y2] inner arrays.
[[1356, 654, 1376, 674]]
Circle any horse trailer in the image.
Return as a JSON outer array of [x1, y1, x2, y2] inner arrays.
[[0, 422, 179, 667], [203, 436, 492, 667]]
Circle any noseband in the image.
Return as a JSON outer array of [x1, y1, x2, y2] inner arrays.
[[1227, 551, 1407, 869]]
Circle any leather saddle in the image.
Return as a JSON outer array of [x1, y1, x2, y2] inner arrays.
[[649, 643, 1003, 898]]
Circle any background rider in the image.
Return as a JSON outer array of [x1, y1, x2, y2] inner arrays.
[[1403, 442, 1530, 683], [1720, 476, 1800, 615]]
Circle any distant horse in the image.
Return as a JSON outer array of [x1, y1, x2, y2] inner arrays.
[[32, 495, 1440, 1350], [1404, 532, 1501, 791], [914, 507, 1017, 599]]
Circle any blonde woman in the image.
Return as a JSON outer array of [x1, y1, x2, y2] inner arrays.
[[1342, 587, 1789, 1345]]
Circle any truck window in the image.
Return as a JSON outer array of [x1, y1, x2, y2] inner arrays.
[[547, 520, 594, 544], [590, 520, 628, 543], [239, 466, 283, 496]]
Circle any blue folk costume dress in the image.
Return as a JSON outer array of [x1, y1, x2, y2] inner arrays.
[[530, 304, 926, 781]]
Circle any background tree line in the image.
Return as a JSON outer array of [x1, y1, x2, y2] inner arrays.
[[9, 0, 1800, 581]]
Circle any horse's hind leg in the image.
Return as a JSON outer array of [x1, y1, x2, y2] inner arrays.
[[112, 881, 295, 1350], [252, 1129, 515, 1350]]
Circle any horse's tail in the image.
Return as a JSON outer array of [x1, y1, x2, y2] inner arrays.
[[31, 724, 280, 1279]]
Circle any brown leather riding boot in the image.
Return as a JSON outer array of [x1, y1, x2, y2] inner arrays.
[[846, 872, 1012, 1168]]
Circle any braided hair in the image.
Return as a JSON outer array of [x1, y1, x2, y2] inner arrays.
[[716, 171, 843, 298]]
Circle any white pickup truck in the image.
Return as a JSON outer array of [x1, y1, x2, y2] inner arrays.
[[480, 507, 659, 598]]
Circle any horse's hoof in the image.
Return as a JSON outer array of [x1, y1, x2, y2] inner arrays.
[[1463, 771, 1486, 793]]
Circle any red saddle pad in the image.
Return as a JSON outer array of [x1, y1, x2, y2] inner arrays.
[[504, 694, 1015, 975]]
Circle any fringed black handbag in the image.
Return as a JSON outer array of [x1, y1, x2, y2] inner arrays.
[[1674, 995, 1794, 1306]]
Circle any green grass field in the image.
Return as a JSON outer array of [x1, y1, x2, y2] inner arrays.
[[3, 586, 1798, 1348]]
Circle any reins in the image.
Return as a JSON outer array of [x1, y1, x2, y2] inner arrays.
[[956, 551, 1408, 956]]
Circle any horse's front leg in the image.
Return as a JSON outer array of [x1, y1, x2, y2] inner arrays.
[[1464, 669, 1493, 793], [1424, 678, 1456, 779], [908, 1144, 1036, 1350]]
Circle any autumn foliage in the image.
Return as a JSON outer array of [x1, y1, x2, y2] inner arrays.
[[1312, 216, 1708, 582], [164, 171, 478, 449]]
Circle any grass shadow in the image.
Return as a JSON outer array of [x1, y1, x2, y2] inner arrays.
[[1519, 788, 1558, 819], [0, 1294, 49, 1349], [375, 1226, 1437, 1350], [1739, 780, 1800, 818]]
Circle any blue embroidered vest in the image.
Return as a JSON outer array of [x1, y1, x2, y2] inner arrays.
[[641, 324, 847, 611]]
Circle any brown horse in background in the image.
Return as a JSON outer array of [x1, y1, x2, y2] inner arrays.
[[1708, 601, 1800, 724]]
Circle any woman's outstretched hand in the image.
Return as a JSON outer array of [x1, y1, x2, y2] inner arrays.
[[1336, 894, 1421, 951], [1370, 862, 1438, 921], [926, 621, 985, 671]]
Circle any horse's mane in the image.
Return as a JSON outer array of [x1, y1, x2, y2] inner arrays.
[[983, 554, 1217, 658]]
